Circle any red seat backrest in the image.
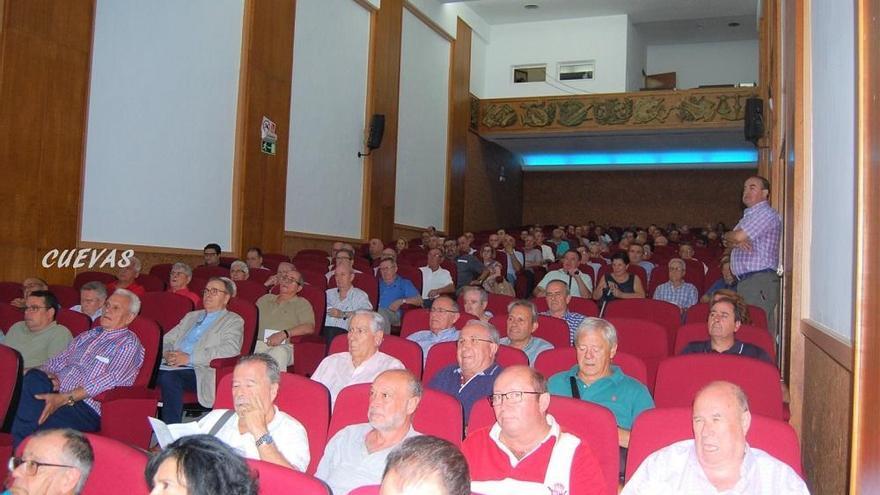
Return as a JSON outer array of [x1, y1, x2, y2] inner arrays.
[[0, 345, 23, 429], [297, 268, 327, 291], [148, 263, 173, 284], [248, 268, 272, 285], [400, 308, 468, 339], [138, 292, 194, 334], [48, 284, 79, 309], [605, 317, 669, 390], [216, 372, 329, 475], [57, 308, 92, 337], [73, 271, 116, 291], [597, 264, 647, 290], [674, 322, 777, 362], [0, 282, 21, 304], [82, 433, 149, 495], [489, 314, 570, 348], [685, 302, 769, 330], [263, 253, 290, 264], [485, 293, 516, 316], [294, 249, 329, 259], [227, 297, 259, 355], [0, 302, 22, 333], [532, 296, 599, 317], [395, 264, 423, 296], [329, 383, 463, 447], [604, 299, 681, 352], [653, 354, 784, 419], [298, 285, 326, 331], [127, 316, 162, 388], [646, 265, 705, 298], [533, 347, 648, 388], [246, 458, 328, 495], [192, 265, 230, 279], [329, 334, 423, 379], [625, 407, 803, 481], [468, 396, 619, 495], [234, 279, 269, 305], [329, 272, 379, 310], [422, 341, 528, 384], [135, 273, 165, 292]]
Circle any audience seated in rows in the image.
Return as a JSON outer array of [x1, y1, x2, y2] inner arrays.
[[407, 296, 460, 360], [167, 262, 201, 307], [71, 281, 107, 321], [312, 311, 404, 405], [377, 258, 421, 328], [622, 381, 808, 494], [254, 270, 314, 369], [106, 256, 145, 298], [680, 297, 773, 364], [499, 300, 553, 365], [158, 277, 243, 423], [428, 320, 501, 423], [652, 258, 699, 312], [316, 369, 422, 495], [6, 290, 73, 369], [11, 289, 145, 447], [539, 280, 586, 345]]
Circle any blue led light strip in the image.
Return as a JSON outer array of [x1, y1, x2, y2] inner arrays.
[[522, 149, 758, 167]]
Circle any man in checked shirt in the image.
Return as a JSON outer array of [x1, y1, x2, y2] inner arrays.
[[11, 289, 145, 448]]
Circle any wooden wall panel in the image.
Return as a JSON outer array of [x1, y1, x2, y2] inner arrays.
[[445, 18, 471, 236], [74, 242, 205, 279], [0, 0, 94, 285], [283, 231, 364, 259], [463, 133, 524, 232], [232, 0, 296, 255], [363, 0, 403, 241], [522, 169, 754, 228]]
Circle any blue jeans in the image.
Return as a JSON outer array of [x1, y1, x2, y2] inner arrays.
[[11, 369, 100, 448], [156, 368, 198, 423]]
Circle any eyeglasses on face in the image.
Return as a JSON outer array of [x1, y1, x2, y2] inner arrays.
[[9, 457, 77, 476], [24, 305, 50, 312], [429, 307, 457, 314], [487, 390, 543, 406], [457, 336, 493, 347], [203, 287, 228, 296]]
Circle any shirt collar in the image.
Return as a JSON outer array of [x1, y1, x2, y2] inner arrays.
[[489, 414, 561, 467]]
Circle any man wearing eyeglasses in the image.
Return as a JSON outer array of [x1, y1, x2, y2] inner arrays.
[[8, 428, 94, 495], [461, 366, 606, 495], [406, 296, 460, 360], [254, 269, 315, 369], [5, 290, 72, 369], [158, 277, 244, 423], [427, 320, 501, 423]]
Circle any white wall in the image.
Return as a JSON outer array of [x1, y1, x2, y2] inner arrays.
[[395, 9, 451, 229], [405, 0, 491, 42], [646, 40, 758, 89], [626, 20, 646, 91], [482, 15, 631, 98], [285, 0, 371, 238], [808, 0, 855, 341], [81, 0, 243, 250], [470, 32, 488, 98]]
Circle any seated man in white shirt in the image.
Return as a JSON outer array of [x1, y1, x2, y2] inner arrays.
[[316, 369, 422, 495], [534, 250, 593, 298], [419, 248, 455, 307], [311, 310, 405, 405], [323, 264, 374, 345], [192, 353, 310, 471], [622, 381, 809, 494]]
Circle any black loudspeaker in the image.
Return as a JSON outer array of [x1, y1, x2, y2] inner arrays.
[[366, 114, 385, 150], [744, 97, 764, 145]]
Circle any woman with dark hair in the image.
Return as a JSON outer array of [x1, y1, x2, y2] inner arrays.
[[592, 251, 645, 301], [145, 434, 258, 495]]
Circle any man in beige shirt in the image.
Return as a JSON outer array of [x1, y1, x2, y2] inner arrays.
[[5, 290, 72, 369], [255, 270, 315, 368]]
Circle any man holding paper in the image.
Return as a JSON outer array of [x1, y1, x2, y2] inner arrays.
[[157, 277, 243, 423], [254, 270, 315, 369], [151, 354, 309, 471]]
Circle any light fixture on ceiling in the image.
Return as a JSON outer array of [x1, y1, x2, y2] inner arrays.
[[728, 21, 741, 27], [524, 4, 539, 10]]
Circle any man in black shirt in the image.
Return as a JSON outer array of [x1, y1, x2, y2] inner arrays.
[[680, 297, 773, 364]]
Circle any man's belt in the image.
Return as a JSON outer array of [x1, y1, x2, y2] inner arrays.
[[735, 268, 777, 282]]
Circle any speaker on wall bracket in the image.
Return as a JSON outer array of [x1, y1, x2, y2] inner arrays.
[[744, 97, 764, 146], [358, 114, 385, 158]]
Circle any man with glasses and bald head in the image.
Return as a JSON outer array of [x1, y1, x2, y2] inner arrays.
[[8, 428, 94, 495], [461, 365, 606, 495], [406, 296, 460, 360]]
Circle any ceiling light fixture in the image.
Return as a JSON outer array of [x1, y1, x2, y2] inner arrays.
[[728, 21, 741, 27], [524, 4, 539, 10]]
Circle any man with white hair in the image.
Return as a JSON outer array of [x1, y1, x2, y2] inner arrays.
[[622, 381, 808, 494], [323, 263, 374, 344], [167, 262, 201, 307], [312, 311, 405, 405], [8, 428, 94, 495], [316, 369, 423, 495], [70, 281, 107, 321], [652, 258, 699, 312], [192, 354, 310, 471], [106, 256, 145, 297], [11, 289, 145, 447]]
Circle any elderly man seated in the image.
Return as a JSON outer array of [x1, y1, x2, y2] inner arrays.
[[653, 258, 699, 312], [539, 280, 586, 345], [158, 277, 244, 423], [407, 296, 461, 359], [11, 289, 145, 447], [106, 256, 146, 297], [315, 369, 423, 495], [245, 247, 270, 272], [312, 310, 405, 405], [377, 257, 422, 328], [71, 281, 107, 321], [428, 320, 502, 423], [548, 318, 654, 451], [326, 248, 363, 281], [420, 248, 455, 307], [323, 263, 374, 345], [10, 277, 49, 309], [264, 261, 295, 289], [461, 366, 607, 495], [381, 435, 471, 495], [500, 300, 553, 365], [191, 354, 310, 471], [6, 290, 73, 369], [681, 297, 773, 364], [534, 250, 593, 298], [254, 270, 315, 369], [622, 381, 809, 494], [167, 262, 201, 307], [8, 428, 95, 495], [229, 260, 250, 281], [461, 286, 492, 321]]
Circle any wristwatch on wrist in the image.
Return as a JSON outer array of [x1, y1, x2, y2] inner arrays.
[[255, 433, 274, 448], [66, 395, 76, 407]]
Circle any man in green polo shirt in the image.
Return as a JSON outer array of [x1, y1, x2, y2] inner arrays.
[[547, 317, 653, 449], [5, 290, 72, 369]]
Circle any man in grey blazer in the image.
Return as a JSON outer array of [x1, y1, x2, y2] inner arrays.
[[158, 277, 244, 423]]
